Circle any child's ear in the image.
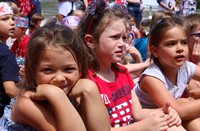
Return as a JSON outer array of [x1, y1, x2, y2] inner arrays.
[[151, 46, 158, 58], [84, 34, 95, 49]]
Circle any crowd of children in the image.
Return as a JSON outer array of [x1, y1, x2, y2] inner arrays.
[[0, 0, 199, 130]]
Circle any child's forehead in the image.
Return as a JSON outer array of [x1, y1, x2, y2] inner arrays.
[[107, 19, 126, 27], [166, 25, 183, 33], [45, 45, 68, 51], [161, 26, 187, 39], [41, 46, 75, 61]]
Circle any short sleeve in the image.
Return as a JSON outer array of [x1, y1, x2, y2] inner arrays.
[[0, 44, 19, 83]]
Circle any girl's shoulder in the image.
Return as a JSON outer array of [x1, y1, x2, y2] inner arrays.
[[0, 97, 37, 131], [12, 92, 35, 124], [12, 91, 54, 129], [138, 63, 165, 82], [13, 91, 51, 123]]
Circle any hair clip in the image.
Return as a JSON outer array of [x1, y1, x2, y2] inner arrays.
[[86, 0, 128, 34], [87, 0, 107, 20], [86, 0, 108, 34]]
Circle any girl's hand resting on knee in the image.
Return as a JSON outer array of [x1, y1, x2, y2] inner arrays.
[[143, 110, 168, 131], [162, 102, 182, 127]]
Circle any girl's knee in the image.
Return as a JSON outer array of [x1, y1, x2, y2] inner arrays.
[[183, 117, 200, 131]]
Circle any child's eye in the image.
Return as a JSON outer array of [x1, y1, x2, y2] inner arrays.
[[42, 68, 53, 74], [122, 36, 127, 42], [1, 17, 9, 21], [64, 67, 77, 73], [123, 36, 127, 39], [182, 41, 188, 45], [166, 43, 174, 46], [111, 35, 119, 39]]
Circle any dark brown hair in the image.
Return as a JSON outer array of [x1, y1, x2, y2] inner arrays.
[[150, 11, 173, 30], [149, 17, 190, 64], [20, 24, 89, 91], [77, 1, 128, 73]]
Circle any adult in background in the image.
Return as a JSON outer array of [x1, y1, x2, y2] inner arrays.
[[157, 0, 176, 12], [30, 0, 41, 14], [126, 0, 144, 30]]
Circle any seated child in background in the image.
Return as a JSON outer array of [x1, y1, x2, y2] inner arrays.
[[10, 16, 29, 80], [185, 13, 200, 66], [0, 2, 19, 117], [26, 13, 45, 35], [124, 18, 152, 83], [6, 1, 19, 49], [127, 14, 141, 45], [122, 13, 143, 65], [0, 24, 110, 131], [14, 13, 45, 58], [134, 18, 151, 62], [134, 17, 200, 130], [11, 16, 29, 58], [122, 18, 151, 82], [122, 44, 150, 83], [184, 13, 200, 99]]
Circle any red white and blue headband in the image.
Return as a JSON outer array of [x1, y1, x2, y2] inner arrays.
[[0, 2, 13, 16]]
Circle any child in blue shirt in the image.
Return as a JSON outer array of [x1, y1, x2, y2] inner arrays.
[[0, 2, 19, 117]]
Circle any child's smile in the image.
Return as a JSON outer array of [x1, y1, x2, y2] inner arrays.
[[35, 46, 80, 95]]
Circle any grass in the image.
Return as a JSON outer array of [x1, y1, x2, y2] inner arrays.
[[41, 1, 58, 17]]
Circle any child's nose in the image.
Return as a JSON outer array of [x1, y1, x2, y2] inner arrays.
[[176, 44, 184, 53], [53, 73, 66, 83], [119, 38, 126, 47], [11, 19, 15, 25]]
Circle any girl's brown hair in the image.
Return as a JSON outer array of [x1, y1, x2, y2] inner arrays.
[[149, 17, 190, 64], [185, 13, 200, 33], [8, 2, 19, 15], [150, 11, 173, 30], [77, 0, 128, 73], [20, 23, 89, 91]]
